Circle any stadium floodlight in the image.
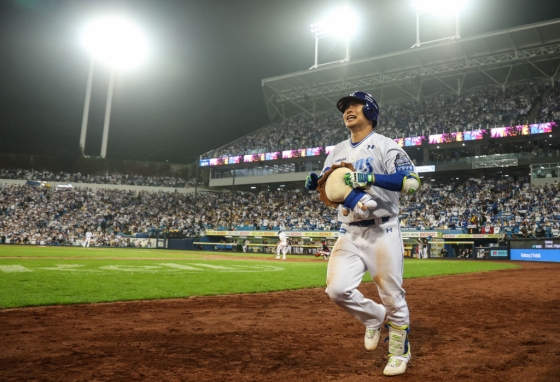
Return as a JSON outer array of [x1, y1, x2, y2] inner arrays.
[[310, 6, 357, 69], [411, 0, 467, 48], [82, 16, 148, 68], [79, 16, 149, 159], [310, 7, 357, 39]]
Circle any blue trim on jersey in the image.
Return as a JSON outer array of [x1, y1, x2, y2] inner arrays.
[[374, 171, 410, 192], [349, 131, 375, 148], [343, 188, 367, 209], [320, 166, 331, 177]]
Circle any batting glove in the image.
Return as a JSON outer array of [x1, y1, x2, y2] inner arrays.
[[344, 172, 375, 189], [305, 172, 319, 190]]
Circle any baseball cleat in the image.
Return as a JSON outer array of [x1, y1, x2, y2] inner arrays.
[[364, 327, 381, 351], [383, 348, 410, 376]]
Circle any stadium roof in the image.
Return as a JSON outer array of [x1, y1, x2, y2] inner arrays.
[[262, 18, 560, 120]]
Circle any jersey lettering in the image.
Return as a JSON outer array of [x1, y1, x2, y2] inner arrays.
[[354, 157, 375, 173]]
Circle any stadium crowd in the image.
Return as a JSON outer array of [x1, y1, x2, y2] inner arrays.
[[1, 175, 559, 246], [427, 143, 560, 164], [399, 176, 560, 238], [204, 80, 558, 159], [0, 168, 201, 188], [537, 83, 560, 122]]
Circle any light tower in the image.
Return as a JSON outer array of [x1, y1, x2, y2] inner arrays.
[[310, 6, 358, 69], [411, 0, 468, 48], [80, 16, 148, 158]]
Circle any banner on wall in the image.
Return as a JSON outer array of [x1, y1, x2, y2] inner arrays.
[[204, 230, 443, 239], [401, 231, 441, 238], [443, 234, 503, 239], [204, 230, 339, 238]]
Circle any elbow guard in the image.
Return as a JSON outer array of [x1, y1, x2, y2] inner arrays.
[[401, 173, 421, 195]]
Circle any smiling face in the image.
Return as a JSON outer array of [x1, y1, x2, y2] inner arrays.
[[343, 100, 372, 130]]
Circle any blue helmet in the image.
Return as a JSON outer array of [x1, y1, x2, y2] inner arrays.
[[337, 91, 379, 127]]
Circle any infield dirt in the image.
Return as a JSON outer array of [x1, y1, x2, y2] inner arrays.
[[1, 260, 560, 381]]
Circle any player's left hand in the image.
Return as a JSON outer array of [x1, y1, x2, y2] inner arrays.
[[344, 172, 374, 189]]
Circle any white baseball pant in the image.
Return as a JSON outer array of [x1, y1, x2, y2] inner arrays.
[[326, 216, 409, 329], [276, 242, 287, 259]]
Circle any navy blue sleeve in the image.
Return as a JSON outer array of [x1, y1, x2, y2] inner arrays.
[[373, 172, 408, 192]]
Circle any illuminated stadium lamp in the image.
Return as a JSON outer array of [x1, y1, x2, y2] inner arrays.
[[79, 16, 149, 158], [82, 16, 148, 68], [411, 0, 467, 48], [310, 7, 357, 69]]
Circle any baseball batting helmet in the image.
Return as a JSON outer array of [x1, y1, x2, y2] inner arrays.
[[337, 91, 379, 127]]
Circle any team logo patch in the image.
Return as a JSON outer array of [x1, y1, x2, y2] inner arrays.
[[386, 228, 393, 233], [339, 228, 347, 234], [394, 153, 414, 172]]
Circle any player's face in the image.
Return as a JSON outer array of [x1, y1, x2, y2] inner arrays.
[[343, 101, 369, 129]]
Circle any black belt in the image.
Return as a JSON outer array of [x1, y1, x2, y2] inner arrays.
[[349, 216, 391, 227]]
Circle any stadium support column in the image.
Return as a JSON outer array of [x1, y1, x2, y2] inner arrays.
[[100, 68, 116, 159], [79, 56, 95, 156], [193, 155, 200, 234]]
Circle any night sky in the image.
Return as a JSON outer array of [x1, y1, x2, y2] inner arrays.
[[1, 0, 560, 164]]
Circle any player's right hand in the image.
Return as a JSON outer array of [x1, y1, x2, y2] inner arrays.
[[344, 172, 375, 189], [342, 191, 377, 218], [305, 172, 319, 190]]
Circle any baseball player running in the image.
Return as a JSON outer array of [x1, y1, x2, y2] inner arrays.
[[305, 91, 420, 376], [275, 230, 288, 260], [83, 230, 93, 248], [316, 240, 331, 260]]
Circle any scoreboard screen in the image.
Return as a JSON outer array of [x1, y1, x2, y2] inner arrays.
[[509, 239, 560, 262]]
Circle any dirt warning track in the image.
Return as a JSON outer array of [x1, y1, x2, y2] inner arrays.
[[1, 261, 560, 382]]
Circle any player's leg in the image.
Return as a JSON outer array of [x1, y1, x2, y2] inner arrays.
[[363, 219, 410, 376], [326, 228, 386, 350]]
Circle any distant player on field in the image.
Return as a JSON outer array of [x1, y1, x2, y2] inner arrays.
[[83, 230, 93, 248], [275, 231, 288, 260]]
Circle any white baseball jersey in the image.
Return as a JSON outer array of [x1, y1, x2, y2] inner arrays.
[[86, 231, 93, 238], [278, 232, 287, 243], [322, 131, 415, 222]]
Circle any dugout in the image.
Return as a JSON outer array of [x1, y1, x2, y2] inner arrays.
[[441, 241, 508, 260]]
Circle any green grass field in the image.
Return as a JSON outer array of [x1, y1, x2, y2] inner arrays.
[[0, 245, 520, 309]]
